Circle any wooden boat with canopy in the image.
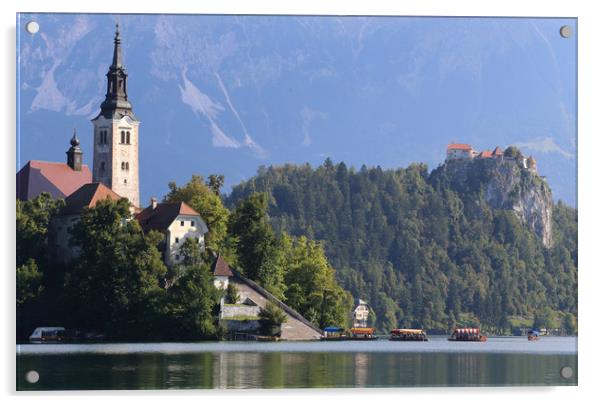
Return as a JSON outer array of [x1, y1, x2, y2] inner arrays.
[[448, 327, 487, 342], [389, 328, 428, 341]]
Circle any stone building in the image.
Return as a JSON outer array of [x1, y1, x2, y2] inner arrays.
[[50, 182, 122, 263], [16, 131, 92, 201], [446, 143, 475, 160], [212, 256, 322, 340], [136, 199, 208, 267], [91, 24, 140, 208]]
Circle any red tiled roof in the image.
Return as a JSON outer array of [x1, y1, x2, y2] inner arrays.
[[447, 143, 473, 151], [59, 183, 123, 215], [135, 201, 200, 232], [16, 160, 92, 201], [211, 255, 233, 277], [479, 150, 493, 158]]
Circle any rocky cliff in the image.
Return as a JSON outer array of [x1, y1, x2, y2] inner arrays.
[[430, 157, 553, 248]]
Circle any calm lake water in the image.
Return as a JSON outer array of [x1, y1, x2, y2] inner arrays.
[[16, 336, 577, 390]]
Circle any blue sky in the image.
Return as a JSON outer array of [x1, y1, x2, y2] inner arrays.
[[17, 14, 577, 206]]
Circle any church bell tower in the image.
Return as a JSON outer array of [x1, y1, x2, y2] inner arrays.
[[91, 24, 140, 207]]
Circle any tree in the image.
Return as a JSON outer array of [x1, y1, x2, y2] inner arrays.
[[16, 259, 43, 307], [284, 236, 353, 329], [259, 302, 288, 326], [504, 146, 524, 161], [229, 193, 276, 280], [225, 282, 239, 304], [163, 262, 221, 340], [259, 302, 288, 336], [562, 313, 577, 335], [16, 193, 64, 267], [66, 198, 168, 338], [207, 174, 225, 196]]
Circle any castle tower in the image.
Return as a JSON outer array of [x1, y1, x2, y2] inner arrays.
[[66, 129, 83, 171], [91, 24, 140, 207]]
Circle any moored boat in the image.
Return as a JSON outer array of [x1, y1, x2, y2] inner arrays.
[[389, 328, 428, 341], [448, 327, 487, 342], [321, 326, 346, 341], [349, 327, 378, 340], [527, 330, 540, 341], [28, 327, 67, 343]]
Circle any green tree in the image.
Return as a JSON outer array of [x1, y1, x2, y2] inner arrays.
[[163, 262, 221, 340], [66, 198, 168, 338], [16, 193, 64, 267], [285, 236, 353, 329], [229, 192, 275, 280], [207, 174, 225, 195], [225, 282, 239, 304], [562, 312, 577, 335]]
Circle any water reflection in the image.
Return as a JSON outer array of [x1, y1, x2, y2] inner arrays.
[[17, 347, 577, 390]]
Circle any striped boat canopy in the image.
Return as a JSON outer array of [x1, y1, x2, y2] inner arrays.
[[456, 328, 480, 334]]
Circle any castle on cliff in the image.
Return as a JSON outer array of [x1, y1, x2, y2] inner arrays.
[[446, 143, 537, 173]]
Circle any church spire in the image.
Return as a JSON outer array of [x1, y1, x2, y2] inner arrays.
[[96, 22, 136, 120], [111, 23, 123, 68]]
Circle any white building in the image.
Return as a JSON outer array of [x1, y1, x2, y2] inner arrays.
[[446, 143, 475, 160], [352, 299, 370, 328], [136, 198, 208, 267]]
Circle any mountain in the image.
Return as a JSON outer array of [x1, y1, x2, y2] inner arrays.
[[17, 14, 576, 206], [226, 156, 577, 333], [430, 155, 553, 247]]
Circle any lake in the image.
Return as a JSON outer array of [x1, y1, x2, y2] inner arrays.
[[16, 336, 577, 390]]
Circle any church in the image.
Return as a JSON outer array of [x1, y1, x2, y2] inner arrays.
[[18, 25, 208, 268], [16, 24, 325, 340]]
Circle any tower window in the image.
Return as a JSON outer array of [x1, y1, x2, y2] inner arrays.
[[126, 131, 131, 144], [121, 162, 125, 170], [121, 131, 125, 144], [99, 130, 108, 145], [175, 237, 179, 244], [124, 179, 127, 184], [126, 162, 129, 170]]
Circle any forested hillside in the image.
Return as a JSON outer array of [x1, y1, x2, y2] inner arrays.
[[227, 158, 578, 333]]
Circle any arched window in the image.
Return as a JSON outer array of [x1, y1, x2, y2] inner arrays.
[[126, 162, 129, 170], [124, 179, 127, 184], [121, 131, 125, 144], [126, 131, 131, 144], [121, 162, 125, 170]]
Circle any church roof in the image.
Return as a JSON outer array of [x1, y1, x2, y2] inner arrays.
[[16, 160, 92, 201], [492, 146, 504, 156], [211, 255, 234, 277], [58, 182, 122, 215], [135, 201, 201, 232]]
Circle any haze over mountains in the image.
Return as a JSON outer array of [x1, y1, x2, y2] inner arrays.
[[17, 14, 576, 206]]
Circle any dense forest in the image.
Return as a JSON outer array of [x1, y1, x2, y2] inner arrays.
[[16, 154, 577, 339], [227, 157, 578, 334], [16, 176, 352, 340]]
